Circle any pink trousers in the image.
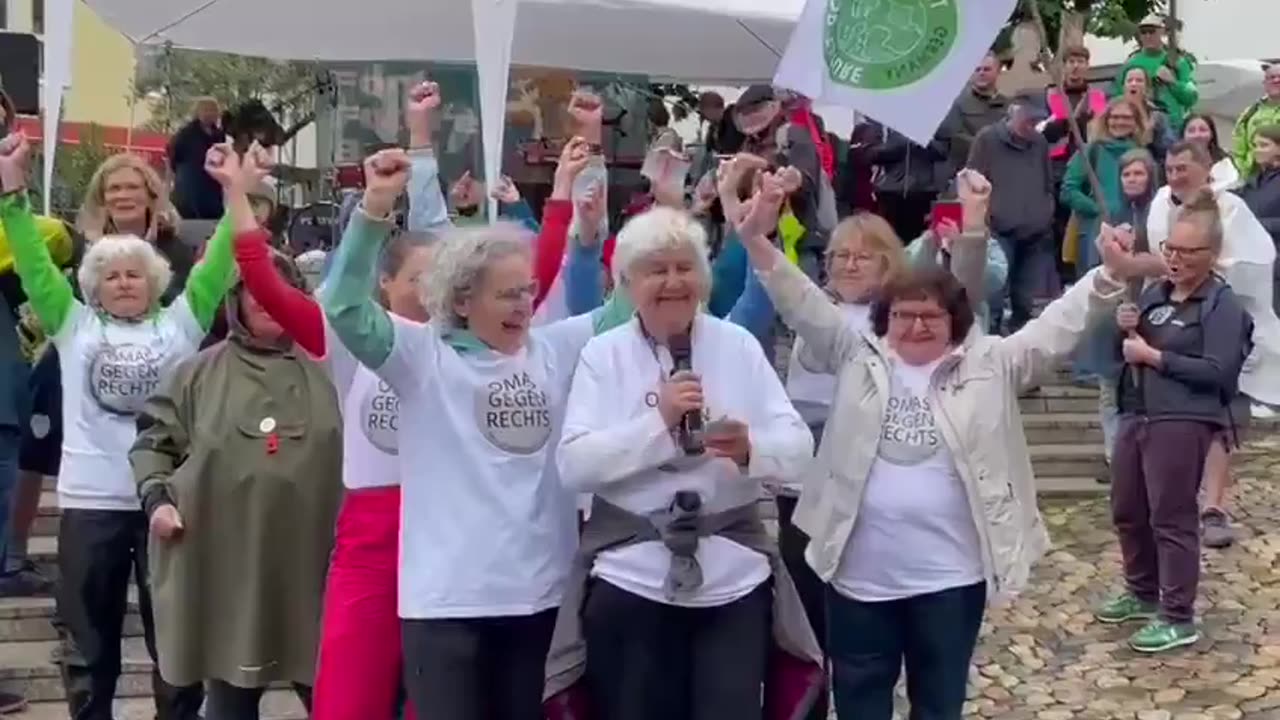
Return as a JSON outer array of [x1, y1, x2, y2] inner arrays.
[[312, 486, 415, 720]]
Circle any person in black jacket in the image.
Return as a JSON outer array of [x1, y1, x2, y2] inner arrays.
[[1098, 190, 1253, 654], [168, 97, 227, 220], [1233, 124, 1280, 311], [862, 116, 954, 243]]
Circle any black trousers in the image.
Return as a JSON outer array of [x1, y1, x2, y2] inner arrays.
[[877, 191, 938, 245], [57, 509, 204, 720], [583, 579, 771, 720], [401, 609, 556, 720], [205, 679, 312, 720], [827, 583, 986, 720], [776, 493, 828, 720]]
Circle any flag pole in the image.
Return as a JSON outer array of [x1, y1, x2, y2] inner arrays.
[[1022, 0, 1111, 225]]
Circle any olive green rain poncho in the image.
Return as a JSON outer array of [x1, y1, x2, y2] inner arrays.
[[131, 252, 343, 689]]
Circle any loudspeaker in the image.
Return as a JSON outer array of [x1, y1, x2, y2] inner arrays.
[[0, 32, 40, 115]]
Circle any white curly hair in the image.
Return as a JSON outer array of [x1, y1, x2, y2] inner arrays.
[[612, 206, 712, 300], [77, 234, 173, 312], [423, 222, 533, 329]]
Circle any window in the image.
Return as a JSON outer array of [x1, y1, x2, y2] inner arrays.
[[0, 1, 8, 29], [33, 0, 43, 34]]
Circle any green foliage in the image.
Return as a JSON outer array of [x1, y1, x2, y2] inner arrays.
[[998, 0, 1166, 55], [132, 45, 320, 134]]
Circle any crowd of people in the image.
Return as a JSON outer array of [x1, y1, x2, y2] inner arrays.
[[0, 11, 1275, 719]]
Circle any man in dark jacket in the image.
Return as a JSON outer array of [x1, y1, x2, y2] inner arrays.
[[951, 52, 1010, 174], [168, 97, 226, 219], [968, 98, 1057, 333], [698, 91, 745, 157], [735, 84, 826, 279]]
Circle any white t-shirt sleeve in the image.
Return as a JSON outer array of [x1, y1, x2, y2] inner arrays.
[[375, 315, 442, 396], [557, 339, 681, 493], [740, 331, 815, 482], [319, 315, 361, 398], [535, 312, 595, 389], [163, 295, 206, 348], [50, 301, 90, 348]]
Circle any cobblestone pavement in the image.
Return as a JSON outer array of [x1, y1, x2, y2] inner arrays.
[[947, 445, 1280, 720]]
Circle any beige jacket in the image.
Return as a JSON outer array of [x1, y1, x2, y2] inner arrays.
[[759, 259, 1125, 599]]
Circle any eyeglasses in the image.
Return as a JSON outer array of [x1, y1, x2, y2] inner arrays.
[[889, 310, 949, 326], [1159, 242, 1212, 258], [828, 250, 878, 267], [493, 282, 539, 303]]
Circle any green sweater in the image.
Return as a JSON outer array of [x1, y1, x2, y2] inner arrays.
[[1231, 99, 1280, 175], [1114, 50, 1198, 131]]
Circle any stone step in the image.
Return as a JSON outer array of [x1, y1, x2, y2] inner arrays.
[[1022, 413, 1105, 445], [1035, 475, 1109, 497], [13, 692, 306, 720], [1028, 443, 1108, 478], [0, 638, 307, 716], [0, 593, 141, 643], [1019, 385, 1100, 415]]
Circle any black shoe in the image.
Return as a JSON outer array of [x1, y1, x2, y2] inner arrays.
[[0, 561, 54, 597], [0, 690, 27, 714]]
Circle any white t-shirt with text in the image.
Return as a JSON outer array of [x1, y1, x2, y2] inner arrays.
[[56, 299, 204, 511], [376, 314, 593, 619], [833, 358, 985, 602]]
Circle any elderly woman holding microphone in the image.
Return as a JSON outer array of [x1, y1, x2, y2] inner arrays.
[[552, 205, 819, 720], [734, 162, 1150, 719]]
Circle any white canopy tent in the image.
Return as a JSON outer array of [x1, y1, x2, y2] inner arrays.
[[43, 0, 802, 214]]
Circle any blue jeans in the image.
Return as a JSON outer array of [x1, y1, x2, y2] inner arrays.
[[988, 231, 1056, 334], [828, 582, 986, 720]]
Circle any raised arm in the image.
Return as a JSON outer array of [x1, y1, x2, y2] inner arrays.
[[737, 165, 859, 371], [996, 225, 1138, 389], [0, 133, 77, 336], [318, 149, 411, 370], [224, 146, 326, 356], [535, 137, 593, 311], [405, 81, 452, 233], [181, 142, 251, 332]]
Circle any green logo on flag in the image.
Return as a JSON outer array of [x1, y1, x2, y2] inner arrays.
[[824, 0, 959, 90]]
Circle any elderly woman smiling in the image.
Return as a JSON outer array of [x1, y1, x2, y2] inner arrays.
[[0, 133, 237, 719], [737, 170, 1150, 719], [553, 207, 818, 720], [320, 141, 607, 720]]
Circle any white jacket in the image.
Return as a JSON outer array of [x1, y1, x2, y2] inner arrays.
[[758, 259, 1126, 599]]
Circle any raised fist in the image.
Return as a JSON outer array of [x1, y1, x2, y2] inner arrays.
[[0, 132, 32, 193], [204, 142, 242, 188], [363, 148, 412, 218]]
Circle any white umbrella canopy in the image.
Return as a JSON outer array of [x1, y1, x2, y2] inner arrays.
[[83, 0, 799, 83]]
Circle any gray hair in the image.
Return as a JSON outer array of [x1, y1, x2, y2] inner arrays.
[[77, 234, 173, 311], [612, 207, 712, 300], [423, 222, 532, 329]]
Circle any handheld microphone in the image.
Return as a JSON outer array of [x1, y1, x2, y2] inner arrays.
[[668, 333, 704, 456]]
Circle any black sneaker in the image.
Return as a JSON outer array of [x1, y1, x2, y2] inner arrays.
[[0, 690, 27, 714], [0, 561, 54, 597]]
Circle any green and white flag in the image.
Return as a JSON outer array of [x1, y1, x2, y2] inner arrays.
[[774, 0, 1018, 146]]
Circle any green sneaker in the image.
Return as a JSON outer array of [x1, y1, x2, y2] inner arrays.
[[1095, 593, 1158, 624], [1128, 619, 1200, 653]]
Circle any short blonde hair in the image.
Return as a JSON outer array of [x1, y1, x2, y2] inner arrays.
[[77, 235, 173, 311], [612, 207, 712, 301], [826, 213, 908, 285], [77, 154, 178, 242], [423, 222, 532, 330]]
